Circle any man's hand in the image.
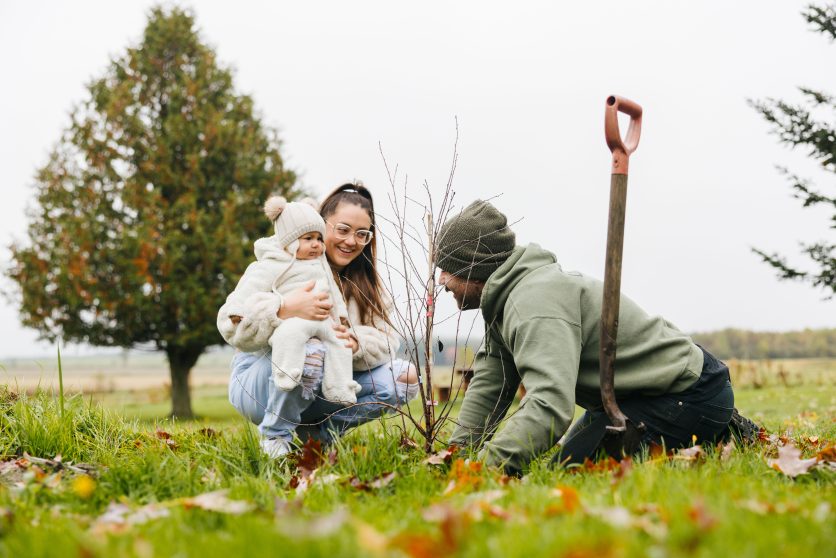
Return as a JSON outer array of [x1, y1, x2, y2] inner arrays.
[[333, 322, 359, 354], [279, 280, 333, 320]]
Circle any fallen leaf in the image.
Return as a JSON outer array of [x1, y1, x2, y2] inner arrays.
[[587, 506, 632, 528], [442, 459, 483, 495], [675, 445, 705, 461], [327, 448, 339, 466], [354, 519, 389, 556], [496, 474, 514, 486], [816, 445, 836, 462], [737, 499, 798, 515], [154, 430, 178, 450], [294, 438, 325, 479], [182, 490, 254, 515], [686, 500, 717, 532], [369, 472, 396, 489], [275, 506, 348, 538], [719, 440, 735, 461], [93, 501, 171, 532], [648, 442, 672, 461], [547, 485, 581, 514], [424, 446, 458, 466], [611, 457, 632, 485], [767, 443, 818, 478], [570, 456, 622, 474], [401, 503, 468, 557], [400, 435, 421, 451]]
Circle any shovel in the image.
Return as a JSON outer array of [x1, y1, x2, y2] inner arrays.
[[599, 95, 646, 459]]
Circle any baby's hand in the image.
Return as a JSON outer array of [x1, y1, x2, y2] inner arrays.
[[333, 322, 359, 354]]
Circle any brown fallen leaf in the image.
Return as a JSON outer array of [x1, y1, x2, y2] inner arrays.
[[396, 504, 468, 558], [569, 457, 622, 474], [154, 430, 178, 450], [294, 438, 325, 479], [675, 445, 705, 462], [816, 445, 836, 462], [686, 500, 717, 532], [424, 446, 458, 466], [767, 443, 818, 478], [611, 457, 632, 485], [400, 435, 421, 451], [719, 440, 735, 461]]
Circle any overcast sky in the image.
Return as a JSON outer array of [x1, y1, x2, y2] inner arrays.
[[1, 1, 834, 359]]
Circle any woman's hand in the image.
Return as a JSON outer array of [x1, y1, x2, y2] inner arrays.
[[333, 322, 359, 354], [278, 281, 332, 320]]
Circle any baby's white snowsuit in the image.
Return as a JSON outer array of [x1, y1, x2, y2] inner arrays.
[[217, 236, 360, 403]]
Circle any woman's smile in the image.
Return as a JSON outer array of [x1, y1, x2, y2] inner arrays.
[[324, 202, 372, 270]]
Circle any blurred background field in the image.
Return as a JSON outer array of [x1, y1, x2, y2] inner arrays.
[[2, 351, 833, 429]]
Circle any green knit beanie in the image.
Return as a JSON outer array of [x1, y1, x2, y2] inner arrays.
[[436, 200, 516, 281]]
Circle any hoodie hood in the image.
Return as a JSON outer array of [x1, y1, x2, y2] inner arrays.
[[253, 235, 293, 262], [480, 243, 558, 319]]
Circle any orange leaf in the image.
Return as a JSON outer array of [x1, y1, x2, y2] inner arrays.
[[548, 485, 581, 514], [442, 459, 483, 495]]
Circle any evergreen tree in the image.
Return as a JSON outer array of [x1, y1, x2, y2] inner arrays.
[[749, 3, 835, 298], [7, 7, 296, 417]]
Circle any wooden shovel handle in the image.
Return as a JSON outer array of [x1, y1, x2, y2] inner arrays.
[[605, 95, 643, 175]]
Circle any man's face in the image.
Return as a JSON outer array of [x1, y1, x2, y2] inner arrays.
[[438, 270, 484, 310]]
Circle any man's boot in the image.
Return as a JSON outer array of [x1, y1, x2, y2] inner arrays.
[[727, 407, 763, 445]]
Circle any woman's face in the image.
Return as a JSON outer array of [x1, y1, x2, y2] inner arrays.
[[323, 201, 373, 271]]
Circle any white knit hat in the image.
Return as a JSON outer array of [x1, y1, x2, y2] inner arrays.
[[263, 195, 326, 249]]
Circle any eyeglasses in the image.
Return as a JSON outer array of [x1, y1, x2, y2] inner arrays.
[[326, 221, 374, 245]]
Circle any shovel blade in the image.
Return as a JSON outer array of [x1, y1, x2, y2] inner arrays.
[[601, 419, 646, 460]]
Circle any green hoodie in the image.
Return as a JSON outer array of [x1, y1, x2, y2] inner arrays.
[[450, 244, 704, 473]]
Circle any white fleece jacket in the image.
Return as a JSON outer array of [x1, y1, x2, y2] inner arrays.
[[217, 236, 347, 353]]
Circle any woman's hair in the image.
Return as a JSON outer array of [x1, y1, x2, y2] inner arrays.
[[320, 182, 391, 327]]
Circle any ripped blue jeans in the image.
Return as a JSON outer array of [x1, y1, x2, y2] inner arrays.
[[228, 343, 413, 443]]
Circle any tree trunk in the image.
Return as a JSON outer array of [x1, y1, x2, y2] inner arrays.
[[166, 345, 203, 418]]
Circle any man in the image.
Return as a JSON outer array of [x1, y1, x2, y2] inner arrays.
[[437, 200, 755, 475]]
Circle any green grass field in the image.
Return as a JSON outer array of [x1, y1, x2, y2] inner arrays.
[[0, 359, 834, 558]]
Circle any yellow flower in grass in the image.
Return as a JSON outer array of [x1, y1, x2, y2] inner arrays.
[[72, 475, 96, 499]]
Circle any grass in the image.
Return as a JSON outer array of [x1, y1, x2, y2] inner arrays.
[[0, 362, 834, 558]]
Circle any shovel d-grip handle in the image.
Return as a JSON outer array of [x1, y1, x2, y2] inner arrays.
[[605, 95, 642, 175], [600, 94, 645, 442]]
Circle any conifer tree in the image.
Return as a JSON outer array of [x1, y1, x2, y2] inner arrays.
[[750, 3, 835, 298]]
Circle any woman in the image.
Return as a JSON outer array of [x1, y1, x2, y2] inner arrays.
[[219, 183, 418, 458]]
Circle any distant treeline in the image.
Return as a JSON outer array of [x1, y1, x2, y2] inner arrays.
[[406, 327, 836, 366], [691, 328, 836, 360]]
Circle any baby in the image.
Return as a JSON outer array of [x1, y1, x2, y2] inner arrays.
[[226, 196, 360, 403]]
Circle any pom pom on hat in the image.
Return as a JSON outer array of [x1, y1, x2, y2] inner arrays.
[[264, 194, 326, 249], [264, 195, 287, 222]]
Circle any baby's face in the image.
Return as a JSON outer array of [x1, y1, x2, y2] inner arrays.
[[296, 232, 324, 260]]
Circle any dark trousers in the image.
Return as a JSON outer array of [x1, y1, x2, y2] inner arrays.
[[555, 348, 734, 466]]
